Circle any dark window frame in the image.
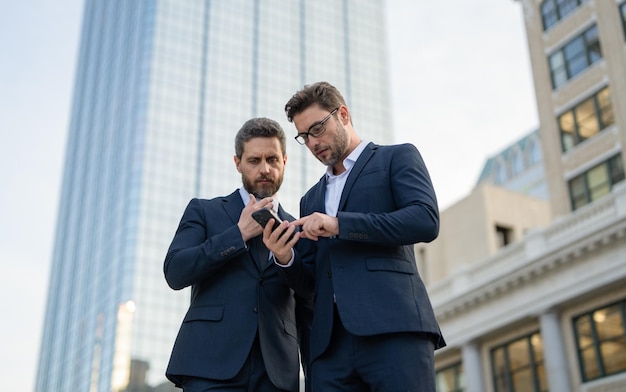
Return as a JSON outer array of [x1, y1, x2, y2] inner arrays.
[[490, 332, 547, 392], [436, 362, 464, 392], [621, 3, 626, 40], [548, 24, 602, 89], [495, 225, 513, 248], [559, 86, 614, 153], [573, 299, 626, 382], [540, 0, 587, 30], [568, 154, 625, 210]]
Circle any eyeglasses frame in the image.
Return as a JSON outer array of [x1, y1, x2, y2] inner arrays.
[[294, 107, 339, 145]]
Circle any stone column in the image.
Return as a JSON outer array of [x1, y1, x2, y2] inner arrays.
[[539, 311, 572, 392], [462, 342, 485, 392]]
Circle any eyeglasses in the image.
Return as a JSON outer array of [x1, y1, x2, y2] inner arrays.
[[294, 108, 339, 145]]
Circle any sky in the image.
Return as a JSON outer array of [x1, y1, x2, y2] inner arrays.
[[0, 1, 538, 390]]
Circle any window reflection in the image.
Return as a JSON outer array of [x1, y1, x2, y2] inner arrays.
[[541, 0, 588, 30], [436, 362, 464, 392], [568, 154, 625, 210], [491, 332, 547, 392], [549, 25, 601, 89], [574, 300, 626, 381], [559, 87, 613, 153]]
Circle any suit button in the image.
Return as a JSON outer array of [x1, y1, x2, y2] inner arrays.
[[327, 271, 331, 278], [253, 307, 258, 313], [259, 277, 264, 285]]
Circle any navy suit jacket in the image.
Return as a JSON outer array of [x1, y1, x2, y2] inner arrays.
[[283, 142, 445, 363], [164, 191, 300, 391]]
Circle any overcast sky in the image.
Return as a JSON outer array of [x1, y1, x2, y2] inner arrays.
[[0, 1, 537, 390]]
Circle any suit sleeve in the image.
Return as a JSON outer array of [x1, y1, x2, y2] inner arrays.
[[337, 143, 439, 246], [163, 198, 247, 290]]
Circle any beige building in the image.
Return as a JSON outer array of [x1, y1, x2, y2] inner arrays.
[[427, 1, 626, 391]]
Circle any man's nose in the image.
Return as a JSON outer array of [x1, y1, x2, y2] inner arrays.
[[306, 137, 319, 148]]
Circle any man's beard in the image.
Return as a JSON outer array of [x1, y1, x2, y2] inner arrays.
[[314, 120, 348, 167], [242, 174, 283, 199]]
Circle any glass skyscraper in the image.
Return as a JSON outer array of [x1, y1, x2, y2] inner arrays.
[[35, 1, 392, 391]]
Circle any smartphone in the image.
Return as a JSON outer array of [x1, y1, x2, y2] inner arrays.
[[252, 208, 295, 241]]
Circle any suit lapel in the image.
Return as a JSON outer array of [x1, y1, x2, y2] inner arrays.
[[314, 175, 327, 213], [222, 190, 245, 225], [221, 190, 263, 273], [338, 143, 376, 212], [278, 205, 294, 222], [251, 235, 268, 270]]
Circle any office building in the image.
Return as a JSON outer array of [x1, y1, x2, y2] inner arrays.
[[35, 1, 392, 391], [426, 1, 626, 391], [476, 129, 549, 201]]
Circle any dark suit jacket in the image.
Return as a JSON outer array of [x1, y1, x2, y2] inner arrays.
[[283, 142, 445, 363], [164, 190, 300, 391]]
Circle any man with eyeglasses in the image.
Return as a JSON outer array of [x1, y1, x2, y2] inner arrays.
[[261, 81, 445, 391]]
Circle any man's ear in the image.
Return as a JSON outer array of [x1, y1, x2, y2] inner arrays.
[[338, 106, 350, 125], [234, 155, 241, 172]]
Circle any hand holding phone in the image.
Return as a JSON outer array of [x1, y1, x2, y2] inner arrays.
[[251, 208, 295, 242]]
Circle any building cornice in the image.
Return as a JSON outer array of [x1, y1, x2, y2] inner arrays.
[[430, 183, 626, 322]]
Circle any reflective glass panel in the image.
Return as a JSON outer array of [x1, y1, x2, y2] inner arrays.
[[559, 111, 575, 151], [596, 87, 614, 129], [575, 99, 599, 140], [564, 37, 587, 77]]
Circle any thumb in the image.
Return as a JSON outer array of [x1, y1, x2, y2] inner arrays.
[[248, 194, 256, 205]]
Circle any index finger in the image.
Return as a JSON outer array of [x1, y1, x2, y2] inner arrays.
[[291, 217, 305, 227], [256, 197, 274, 209]]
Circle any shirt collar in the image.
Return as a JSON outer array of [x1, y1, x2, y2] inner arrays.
[[326, 140, 369, 179]]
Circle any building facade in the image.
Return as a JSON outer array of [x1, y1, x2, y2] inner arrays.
[[527, 0, 626, 217], [35, 1, 392, 391], [475, 129, 549, 201], [429, 1, 626, 391]]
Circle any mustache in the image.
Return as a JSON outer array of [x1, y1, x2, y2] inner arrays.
[[256, 176, 274, 183]]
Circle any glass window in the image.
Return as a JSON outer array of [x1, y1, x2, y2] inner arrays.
[[609, 155, 626, 185], [549, 25, 602, 89], [549, 52, 568, 88], [568, 154, 625, 210], [491, 332, 547, 392], [584, 26, 602, 63], [575, 99, 599, 140], [495, 160, 508, 185], [573, 299, 626, 381], [569, 175, 588, 210], [564, 37, 587, 78], [559, 87, 613, 153], [559, 111, 576, 151], [596, 87, 615, 129], [541, 0, 588, 30], [557, 0, 578, 15], [528, 137, 542, 166], [587, 164, 610, 200], [436, 362, 464, 392], [622, 3, 626, 40], [511, 150, 524, 176], [541, 1, 558, 30]]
